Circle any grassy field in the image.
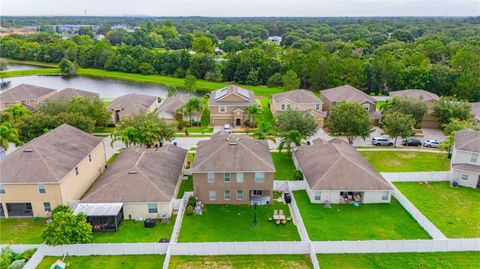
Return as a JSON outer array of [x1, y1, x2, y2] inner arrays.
[[92, 217, 176, 243], [0, 68, 59, 77], [177, 176, 193, 199], [271, 152, 297, 180], [293, 191, 430, 240], [170, 255, 313, 269], [178, 201, 300, 242], [359, 151, 450, 172], [37, 255, 165, 269], [394, 181, 480, 238], [0, 218, 46, 244], [317, 252, 480, 269], [2, 58, 58, 67]]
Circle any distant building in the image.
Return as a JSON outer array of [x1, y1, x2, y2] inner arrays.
[[389, 89, 440, 129], [107, 93, 159, 123], [111, 24, 129, 31], [208, 85, 258, 127], [267, 36, 282, 43], [157, 94, 198, 124], [0, 84, 56, 111], [43, 88, 99, 103]]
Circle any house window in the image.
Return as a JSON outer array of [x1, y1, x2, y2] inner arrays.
[[75, 167, 79, 176], [208, 173, 215, 183], [38, 184, 46, 194], [224, 190, 231, 200], [43, 202, 51, 213], [219, 106, 226, 113], [88, 154, 92, 162], [148, 203, 158, 213], [286, 104, 291, 110], [209, 191, 217, 200], [0, 184, 5, 194], [382, 192, 389, 201], [252, 190, 262, 196], [461, 174, 469, 180], [224, 173, 231, 182], [315, 104, 320, 111], [237, 190, 243, 200], [471, 153, 478, 163], [255, 172, 265, 182], [295, 105, 300, 111], [281, 104, 286, 111], [362, 103, 370, 111], [314, 192, 321, 201], [236, 172, 244, 183]]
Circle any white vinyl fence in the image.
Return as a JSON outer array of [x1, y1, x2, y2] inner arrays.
[[0, 244, 39, 253], [273, 180, 306, 191], [286, 182, 310, 242], [169, 241, 310, 255], [381, 171, 450, 182]]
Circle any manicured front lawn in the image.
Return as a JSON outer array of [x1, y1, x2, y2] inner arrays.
[[177, 176, 193, 199], [317, 252, 480, 269], [178, 201, 300, 242], [0, 218, 46, 244], [293, 191, 430, 240], [271, 152, 297, 180], [394, 181, 480, 238], [170, 255, 313, 269], [359, 151, 450, 172], [92, 217, 176, 243], [37, 255, 165, 269]]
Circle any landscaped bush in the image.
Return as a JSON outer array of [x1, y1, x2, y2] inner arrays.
[[0, 246, 36, 269], [7, 259, 25, 269], [293, 170, 303, 181], [186, 205, 194, 216]]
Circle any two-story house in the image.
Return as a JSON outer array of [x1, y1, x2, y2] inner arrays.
[[0, 124, 106, 218], [0, 84, 56, 111], [191, 132, 275, 205], [389, 89, 440, 129], [450, 129, 480, 189], [208, 85, 257, 127], [271, 89, 327, 127], [107, 93, 159, 123], [320, 85, 381, 125]]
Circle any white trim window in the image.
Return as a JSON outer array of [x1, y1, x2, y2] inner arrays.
[[224, 190, 231, 200], [224, 173, 231, 183], [236, 190, 243, 200], [281, 104, 286, 111], [148, 203, 158, 213], [0, 184, 5, 194], [236, 172, 244, 183], [315, 103, 320, 111], [382, 191, 389, 201], [471, 153, 478, 163], [209, 191, 217, 200], [286, 104, 291, 110], [255, 172, 265, 182], [461, 174, 469, 181], [362, 103, 370, 111], [208, 173, 215, 183], [219, 106, 226, 113], [314, 192, 321, 201], [43, 202, 51, 213], [38, 184, 46, 194]]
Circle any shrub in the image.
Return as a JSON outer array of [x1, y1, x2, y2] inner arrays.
[[0, 247, 14, 269], [293, 170, 304, 181], [187, 196, 196, 207], [7, 259, 25, 269], [18, 249, 36, 261], [186, 205, 194, 216]]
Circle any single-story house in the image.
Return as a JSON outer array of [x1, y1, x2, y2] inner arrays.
[[157, 94, 199, 124], [450, 129, 480, 189], [107, 93, 159, 123], [0, 83, 57, 111], [43, 88, 99, 102]]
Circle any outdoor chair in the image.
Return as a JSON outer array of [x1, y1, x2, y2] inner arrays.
[[275, 220, 280, 225], [281, 219, 287, 224], [279, 209, 284, 216], [274, 210, 278, 216]]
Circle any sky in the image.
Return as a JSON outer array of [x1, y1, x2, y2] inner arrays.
[[1, 0, 479, 17]]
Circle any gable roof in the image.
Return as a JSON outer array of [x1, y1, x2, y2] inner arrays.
[[107, 93, 158, 116], [81, 145, 187, 203], [320, 85, 375, 104], [44, 88, 99, 102], [0, 124, 104, 184], [0, 84, 56, 103], [294, 138, 392, 191], [192, 132, 275, 172], [272, 89, 322, 104], [455, 129, 480, 153], [389, 89, 440, 102], [157, 94, 190, 120], [209, 85, 256, 106]]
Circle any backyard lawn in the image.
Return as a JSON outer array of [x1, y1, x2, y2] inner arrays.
[[257, 97, 276, 127], [92, 217, 176, 243], [359, 151, 450, 172], [271, 152, 297, 180], [170, 255, 313, 269], [293, 191, 430, 240], [0, 218, 46, 244], [178, 201, 300, 242], [394, 181, 480, 238], [37, 255, 165, 269], [317, 252, 480, 269], [177, 176, 193, 199]]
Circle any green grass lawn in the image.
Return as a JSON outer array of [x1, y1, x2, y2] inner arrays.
[[394, 181, 480, 238], [178, 201, 300, 242], [170, 255, 313, 269], [271, 152, 297, 180], [0, 218, 46, 244], [0, 68, 59, 77], [2, 58, 58, 67], [257, 97, 276, 127], [92, 217, 176, 243], [317, 252, 480, 269], [177, 176, 193, 199], [359, 151, 450, 172], [93, 126, 115, 133], [185, 127, 213, 133], [37, 255, 165, 269], [107, 153, 119, 165], [293, 191, 430, 240]]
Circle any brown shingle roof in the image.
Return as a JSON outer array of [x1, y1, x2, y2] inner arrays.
[[294, 138, 392, 191], [157, 94, 190, 120], [44, 88, 99, 102], [0, 84, 56, 103], [192, 132, 275, 173], [107, 93, 158, 116], [389, 89, 440, 102], [0, 124, 104, 184], [272, 89, 322, 104], [81, 145, 187, 203], [320, 85, 375, 104], [454, 129, 480, 153], [209, 85, 256, 106]]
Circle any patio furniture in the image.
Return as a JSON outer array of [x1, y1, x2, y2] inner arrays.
[[281, 219, 287, 224], [286, 216, 292, 221], [268, 217, 273, 221], [275, 220, 280, 225], [279, 209, 284, 215], [274, 210, 278, 216]]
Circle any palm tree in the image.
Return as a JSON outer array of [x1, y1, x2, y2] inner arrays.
[[111, 126, 141, 147], [278, 130, 305, 154], [0, 122, 22, 150], [245, 105, 260, 128], [182, 98, 204, 127]]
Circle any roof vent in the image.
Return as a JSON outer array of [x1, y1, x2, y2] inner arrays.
[[228, 142, 238, 145], [128, 170, 138, 174], [23, 148, 33, 152]]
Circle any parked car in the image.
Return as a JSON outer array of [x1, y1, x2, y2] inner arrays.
[[402, 138, 422, 147], [372, 137, 394, 146], [423, 139, 441, 148], [223, 124, 232, 133]]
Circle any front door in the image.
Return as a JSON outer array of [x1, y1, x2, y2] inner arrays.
[[236, 118, 241, 126]]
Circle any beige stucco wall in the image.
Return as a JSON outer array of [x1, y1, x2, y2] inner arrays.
[[271, 99, 325, 126], [305, 184, 392, 204], [123, 202, 174, 220], [451, 170, 479, 189]]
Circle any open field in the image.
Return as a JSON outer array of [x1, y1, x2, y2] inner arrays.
[[359, 151, 450, 172], [170, 255, 313, 269], [317, 252, 480, 269], [293, 191, 430, 240], [37, 255, 165, 269], [178, 201, 300, 242], [271, 152, 297, 180], [394, 181, 480, 238], [0, 218, 46, 244]]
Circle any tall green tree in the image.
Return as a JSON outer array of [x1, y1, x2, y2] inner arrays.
[[245, 105, 260, 128], [58, 58, 77, 76], [0, 122, 22, 150], [282, 70, 301, 90], [325, 102, 373, 144], [2, 105, 32, 123], [381, 112, 415, 147], [278, 130, 305, 154], [184, 75, 198, 93], [433, 97, 472, 128], [192, 35, 214, 54], [383, 97, 428, 128], [276, 110, 318, 138], [41, 207, 93, 246]]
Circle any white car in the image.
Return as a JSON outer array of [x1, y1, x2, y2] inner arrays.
[[423, 139, 440, 148], [223, 124, 232, 133], [371, 137, 394, 146]]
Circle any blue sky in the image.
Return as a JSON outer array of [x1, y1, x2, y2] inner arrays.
[[2, 0, 479, 17]]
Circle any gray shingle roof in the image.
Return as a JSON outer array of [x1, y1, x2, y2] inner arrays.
[[0, 124, 104, 184], [455, 129, 480, 153], [272, 89, 322, 104], [470, 103, 480, 119], [0, 84, 56, 103], [81, 145, 187, 203], [157, 94, 190, 120], [44, 88, 99, 102], [294, 138, 392, 191], [389, 89, 440, 102], [452, 163, 480, 173], [192, 132, 275, 173], [107, 93, 158, 116], [209, 85, 256, 106], [320, 85, 375, 104]]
